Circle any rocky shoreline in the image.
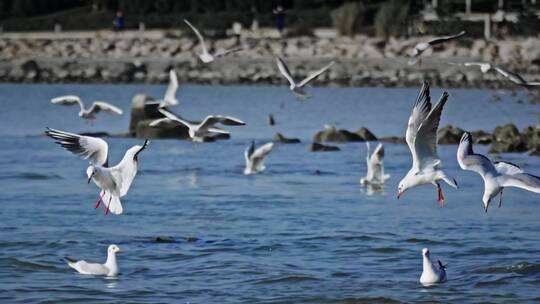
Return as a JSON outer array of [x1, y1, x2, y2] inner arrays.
[[1, 30, 540, 89]]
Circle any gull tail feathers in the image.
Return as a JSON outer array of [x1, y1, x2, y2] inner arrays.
[[102, 192, 123, 215]]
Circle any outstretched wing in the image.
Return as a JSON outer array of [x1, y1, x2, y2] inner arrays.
[[214, 47, 243, 57], [405, 81, 432, 169], [492, 66, 528, 86], [251, 142, 274, 169], [87, 102, 123, 115], [158, 108, 191, 128], [110, 140, 148, 197], [494, 161, 523, 175], [163, 69, 179, 107], [149, 117, 176, 127], [367, 142, 385, 182], [276, 57, 296, 87], [184, 19, 208, 54], [51, 95, 85, 112], [413, 91, 448, 170], [427, 30, 466, 46], [500, 173, 540, 194], [199, 115, 245, 130], [298, 61, 335, 88], [45, 127, 109, 166], [457, 132, 496, 178], [244, 141, 255, 163]]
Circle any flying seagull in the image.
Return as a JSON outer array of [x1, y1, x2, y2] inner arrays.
[[184, 19, 243, 63], [244, 141, 274, 175], [420, 248, 447, 285], [462, 62, 540, 88], [360, 141, 390, 186], [50, 95, 123, 122], [397, 81, 458, 206], [409, 30, 466, 65], [149, 108, 245, 142], [146, 69, 180, 108], [65, 244, 121, 276], [276, 57, 335, 100], [45, 128, 148, 215], [457, 132, 540, 212]]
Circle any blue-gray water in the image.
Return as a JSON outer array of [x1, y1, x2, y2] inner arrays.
[[1, 84, 540, 303]]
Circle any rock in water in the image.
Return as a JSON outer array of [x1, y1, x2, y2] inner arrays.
[[489, 124, 526, 153], [268, 114, 275, 126], [273, 133, 301, 144], [309, 142, 340, 152], [437, 125, 464, 144]]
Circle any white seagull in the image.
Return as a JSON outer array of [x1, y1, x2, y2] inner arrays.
[[276, 57, 335, 100], [146, 69, 180, 108], [50, 95, 123, 122], [463, 62, 540, 88], [360, 141, 390, 186], [457, 132, 540, 212], [150, 108, 245, 142], [397, 81, 458, 206], [420, 248, 447, 285], [65, 244, 121, 276], [409, 30, 466, 65], [45, 128, 148, 215], [244, 141, 274, 175], [184, 19, 243, 63]]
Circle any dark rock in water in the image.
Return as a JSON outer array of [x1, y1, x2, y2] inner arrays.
[[273, 133, 301, 144], [489, 124, 526, 153], [379, 136, 406, 144], [153, 237, 176, 243], [437, 125, 464, 144], [309, 142, 340, 152], [129, 94, 160, 136], [522, 126, 540, 150], [471, 130, 493, 145], [268, 114, 275, 126], [313, 127, 363, 142], [356, 127, 377, 141]]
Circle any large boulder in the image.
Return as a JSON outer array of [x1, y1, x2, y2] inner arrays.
[[380, 136, 406, 144], [489, 124, 526, 153], [273, 133, 301, 144], [313, 126, 377, 142], [356, 127, 377, 141], [471, 130, 493, 145], [309, 142, 340, 152], [437, 125, 464, 144], [522, 126, 540, 151]]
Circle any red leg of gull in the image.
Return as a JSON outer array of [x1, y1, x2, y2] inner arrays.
[[437, 184, 444, 207], [105, 196, 111, 215], [498, 190, 503, 208], [95, 191, 103, 209]]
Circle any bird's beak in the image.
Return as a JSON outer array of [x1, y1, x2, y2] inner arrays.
[[396, 191, 401, 199], [87, 173, 94, 184], [483, 204, 489, 213]]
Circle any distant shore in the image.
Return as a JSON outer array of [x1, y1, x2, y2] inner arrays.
[[1, 29, 539, 89]]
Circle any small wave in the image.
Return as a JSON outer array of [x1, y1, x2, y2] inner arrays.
[[254, 274, 320, 284], [370, 247, 404, 253], [404, 238, 442, 244], [3, 172, 62, 180], [477, 262, 540, 275], [4, 257, 57, 271]]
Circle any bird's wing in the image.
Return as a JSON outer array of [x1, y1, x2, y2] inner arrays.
[[427, 30, 466, 46], [45, 128, 109, 166], [87, 102, 123, 115], [184, 19, 208, 54], [500, 173, 540, 194], [413, 91, 449, 171], [494, 161, 523, 175], [457, 132, 496, 178], [405, 81, 432, 169], [298, 61, 335, 88], [51, 95, 85, 112], [492, 66, 527, 85], [214, 47, 243, 57], [163, 69, 179, 106], [251, 142, 274, 169], [110, 140, 148, 197], [199, 115, 245, 130], [68, 260, 109, 275], [149, 118, 176, 127], [158, 108, 191, 128], [368, 143, 385, 182], [276, 57, 297, 87], [244, 141, 255, 163]]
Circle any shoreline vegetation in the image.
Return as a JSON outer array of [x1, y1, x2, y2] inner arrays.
[[1, 29, 540, 92]]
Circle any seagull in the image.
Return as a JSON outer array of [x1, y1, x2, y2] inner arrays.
[[65, 244, 121, 276], [360, 141, 390, 186], [184, 19, 243, 63], [146, 69, 180, 108], [50, 95, 123, 122], [397, 81, 458, 206], [244, 141, 274, 175], [409, 30, 466, 65], [462, 62, 540, 88], [149, 108, 245, 142], [276, 57, 335, 100], [45, 128, 148, 215], [420, 248, 447, 285], [457, 132, 540, 212]]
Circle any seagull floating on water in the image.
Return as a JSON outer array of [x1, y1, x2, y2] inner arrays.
[[457, 132, 540, 212], [276, 57, 334, 100], [409, 31, 466, 65], [45, 128, 148, 215], [50, 95, 123, 122], [461, 62, 540, 88], [244, 141, 274, 175], [150, 108, 245, 142], [420, 248, 447, 285], [397, 81, 458, 206], [184, 19, 243, 63], [65, 244, 121, 276], [360, 141, 390, 186]]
